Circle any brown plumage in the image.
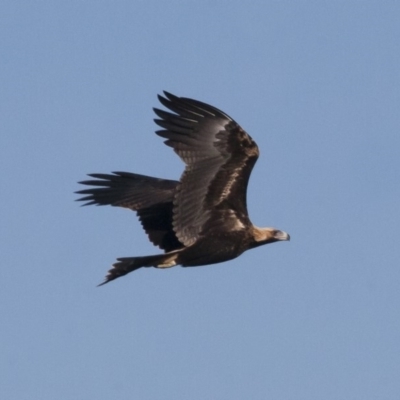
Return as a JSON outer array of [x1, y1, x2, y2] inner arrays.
[[76, 91, 290, 285]]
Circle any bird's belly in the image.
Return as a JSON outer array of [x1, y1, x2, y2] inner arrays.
[[179, 235, 246, 267]]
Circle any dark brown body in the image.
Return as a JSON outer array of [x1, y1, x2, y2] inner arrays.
[[77, 92, 289, 285]]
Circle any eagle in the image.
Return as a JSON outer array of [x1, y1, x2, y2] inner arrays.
[[76, 91, 290, 285]]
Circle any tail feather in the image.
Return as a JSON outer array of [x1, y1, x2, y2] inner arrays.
[[98, 250, 181, 286]]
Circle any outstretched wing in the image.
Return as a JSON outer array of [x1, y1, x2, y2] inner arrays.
[[76, 172, 182, 252], [154, 92, 260, 247], [76, 171, 177, 209]]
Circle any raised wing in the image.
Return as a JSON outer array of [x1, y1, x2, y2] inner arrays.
[[154, 92, 260, 247]]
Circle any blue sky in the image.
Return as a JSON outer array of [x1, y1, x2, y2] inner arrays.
[[1, 1, 399, 399]]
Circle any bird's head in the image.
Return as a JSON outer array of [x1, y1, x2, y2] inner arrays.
[[252, 226, 290, 245]]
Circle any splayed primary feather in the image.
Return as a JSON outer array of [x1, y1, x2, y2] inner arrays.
[[76, 91, 289, 285]]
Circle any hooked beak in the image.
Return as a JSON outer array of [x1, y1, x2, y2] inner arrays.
[[275, 230, 290, 241]]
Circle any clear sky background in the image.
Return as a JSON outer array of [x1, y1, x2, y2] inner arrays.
[[1, 2, 399, 399]]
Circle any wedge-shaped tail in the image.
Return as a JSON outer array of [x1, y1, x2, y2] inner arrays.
[[98, 249, 182, 286]]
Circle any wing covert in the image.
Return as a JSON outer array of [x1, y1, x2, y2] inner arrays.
[[154, 92, 259, 246]]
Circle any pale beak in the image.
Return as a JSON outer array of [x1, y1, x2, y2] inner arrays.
[[275, 230, 290, 241]]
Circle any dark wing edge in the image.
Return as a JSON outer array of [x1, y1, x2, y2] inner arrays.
[[76, 171, 178, 209], [152, 91, 260, 246], [137, 203, 183, 252], [76, 171, 182, 251]]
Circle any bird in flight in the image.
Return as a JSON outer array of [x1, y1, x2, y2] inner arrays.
[[76, 91, 290, 285]]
